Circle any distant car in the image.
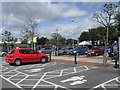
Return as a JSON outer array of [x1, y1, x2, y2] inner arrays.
[[58, 47, 74, 55], [0, 51, 7, 57], [38, 47, 53, 54], [70, 46, 88, 55], [107, 45, 114, 57], [85, 46, 104, 56], [6, 48, 49, 66]]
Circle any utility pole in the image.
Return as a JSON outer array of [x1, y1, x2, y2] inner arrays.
[[56, 29, 59, 56]]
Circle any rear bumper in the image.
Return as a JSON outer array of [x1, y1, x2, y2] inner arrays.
[[6, 58, 15, 63]]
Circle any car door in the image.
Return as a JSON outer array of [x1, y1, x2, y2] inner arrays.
[[19, 49, 39, 63], [28, 49, 40, 62], [19, 50, 32, 63]]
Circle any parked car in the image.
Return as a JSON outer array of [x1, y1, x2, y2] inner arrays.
[[0, 48, 7, 57], [6, 48, 49, 66], [70, 46, 88, 55], [85, 46, 104, 56], [38, 47, 53, 54], [107, 45, 114, 57], [58, 47, 74, 55], [0, 51, 7, 57]]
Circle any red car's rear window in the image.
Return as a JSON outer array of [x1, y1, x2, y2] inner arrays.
[[8, 50, 15, 54]]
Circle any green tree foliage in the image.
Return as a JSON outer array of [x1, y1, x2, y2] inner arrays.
[[2, 30, 17, 44], [46, 33, 66, 45], [37, 37, 48, 45], [78, 26, 118, 44], [2, 30, 17, 51]]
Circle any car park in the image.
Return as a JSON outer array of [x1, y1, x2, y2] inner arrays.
[[6, 48, 49, 66], [85, 46, 104, 56], [58, 47, 74, 55], [70, 46, 88, 55]]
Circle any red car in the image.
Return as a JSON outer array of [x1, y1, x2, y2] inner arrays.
[[6, 48, 49, 66], [85, 47, 105, 56]]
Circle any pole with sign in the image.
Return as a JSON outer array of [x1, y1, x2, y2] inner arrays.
[[33, 37, 37, 50]]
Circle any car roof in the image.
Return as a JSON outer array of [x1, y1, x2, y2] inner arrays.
[[12, 48, 33, 50]]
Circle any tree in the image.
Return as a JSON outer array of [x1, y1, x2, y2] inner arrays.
[[2, 30, 17, 51], [47, 33, 66, 46], [23, 15, 40, 48], [92, 3, 118, 65], [37, 37, 48, 46], [78, 32, 90, 42]]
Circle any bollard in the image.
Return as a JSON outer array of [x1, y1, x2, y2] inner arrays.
[[49, 51, 51, 61], [74, 51, 77, 64]]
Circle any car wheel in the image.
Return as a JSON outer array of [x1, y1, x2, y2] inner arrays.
[[41, 57, 47, 63], [77, 53, 79, 56], [14, 59, 22, 66], [2, 54, 6, 57], [87, 53, 91, 57], [95, 53, 99, 56]]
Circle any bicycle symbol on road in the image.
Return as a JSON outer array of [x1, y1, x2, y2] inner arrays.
[[61, 76, 87, 85]]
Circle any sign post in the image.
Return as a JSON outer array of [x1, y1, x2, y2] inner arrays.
[[33, 37, 37, 50]]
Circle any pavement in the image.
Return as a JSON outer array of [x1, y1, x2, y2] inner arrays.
[[50, 55, 115, 68]]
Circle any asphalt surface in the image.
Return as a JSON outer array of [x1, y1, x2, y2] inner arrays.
[[0, 57, 120, 90]]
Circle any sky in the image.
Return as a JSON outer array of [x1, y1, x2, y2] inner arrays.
[[1, 0, 119, 42]]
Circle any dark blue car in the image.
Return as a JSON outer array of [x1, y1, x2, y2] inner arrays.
[[70, 46, 88, 55]]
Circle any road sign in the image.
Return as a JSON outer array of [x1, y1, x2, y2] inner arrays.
[[33, 37, 37, 43]]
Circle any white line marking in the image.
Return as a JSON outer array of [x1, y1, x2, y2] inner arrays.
[[8, 72, 20, 79], [32, 73, 47, 89], [42, 79, 71, 90], [74, 67, 76, 73], [89, 77, 119, 90], [0, 75, 24, 89], [45, 66, 96, 80], [60, 70, 63, 76], [16, 75, 29, 85], [84, 65, 89, 70]]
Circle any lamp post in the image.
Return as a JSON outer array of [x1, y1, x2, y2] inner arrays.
[[71, 19, 75, 48], [56, 29, 59, 56]]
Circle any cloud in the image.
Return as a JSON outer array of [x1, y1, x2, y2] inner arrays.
[[2, 2, 101, 40], [37, 16, 100, 39], [2, 2, 87, 27]]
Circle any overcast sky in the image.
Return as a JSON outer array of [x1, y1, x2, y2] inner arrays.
[[1, 0, 119, 41]]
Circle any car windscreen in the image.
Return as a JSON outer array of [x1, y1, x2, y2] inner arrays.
[[8, 50, 15, 54]]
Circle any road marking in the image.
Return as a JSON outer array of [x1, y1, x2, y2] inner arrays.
[[61, 76, 85, 83], [60, 70, 63, 76], [74, 67, 76, 73], [42, 79, 71, 90], [45, 66, 97, 80], [8, 72, 20, 80], [32, 73, 47, 89], [0, 75, 23, 89], [90, 76, 120, 90], [25, 68, 44, 73], [16, 75, 29, 85]]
